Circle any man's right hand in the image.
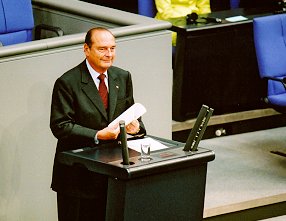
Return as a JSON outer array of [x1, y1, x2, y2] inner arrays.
[[97, 126, 120, 141]]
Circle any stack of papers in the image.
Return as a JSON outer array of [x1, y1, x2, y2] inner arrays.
[[108, 103, 146, 128], [225, 16, 248, 22], [127, 137, 169, 153]]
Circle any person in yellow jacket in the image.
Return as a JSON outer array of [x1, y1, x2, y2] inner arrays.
[[155, 0, 211, 45]]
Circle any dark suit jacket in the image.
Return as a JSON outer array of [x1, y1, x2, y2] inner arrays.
[[50, 61, 145, 198]]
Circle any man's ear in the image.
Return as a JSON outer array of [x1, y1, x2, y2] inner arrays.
[[83, 43, 90, 56]]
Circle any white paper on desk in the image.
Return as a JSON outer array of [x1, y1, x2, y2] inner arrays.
[[225, 16, 248, 22], [108, 103, 146, 128], [127, 137, 169, 153]]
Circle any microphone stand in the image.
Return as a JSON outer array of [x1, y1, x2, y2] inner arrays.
[[119, 120, 130, 165]]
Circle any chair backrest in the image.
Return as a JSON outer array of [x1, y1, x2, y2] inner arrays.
[[0, 0, 34, 46], [253, 14, 286, 79], [253, 14, 286, 98], [138, 0, 157, 17], [230, 0, 240, 9]]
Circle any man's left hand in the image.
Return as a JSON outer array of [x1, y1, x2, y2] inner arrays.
[[126, 119, 140, 135]]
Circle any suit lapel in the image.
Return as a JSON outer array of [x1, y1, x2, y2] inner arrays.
[[80, 62, 108, 121]]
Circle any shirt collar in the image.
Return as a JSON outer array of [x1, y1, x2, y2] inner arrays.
[[86, 59, 108, 79]]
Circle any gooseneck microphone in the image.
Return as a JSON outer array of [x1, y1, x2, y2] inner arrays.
[[119, 120, 130, 165], [187, 12, 222, 24]]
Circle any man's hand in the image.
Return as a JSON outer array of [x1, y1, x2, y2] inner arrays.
[[97, 126, 120, 140], [126, 119, 140, 135]]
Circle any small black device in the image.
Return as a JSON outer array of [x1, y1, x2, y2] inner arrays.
[[186, 12, 222, 25], [186, 12, 199, 24]]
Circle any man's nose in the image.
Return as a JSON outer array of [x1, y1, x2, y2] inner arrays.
[[105, 48, 113, 55]]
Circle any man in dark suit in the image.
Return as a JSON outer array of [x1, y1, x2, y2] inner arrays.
[[50, 27, 146, 221]]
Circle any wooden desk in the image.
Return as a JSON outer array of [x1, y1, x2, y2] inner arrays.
[[171, 8, 274, 121]]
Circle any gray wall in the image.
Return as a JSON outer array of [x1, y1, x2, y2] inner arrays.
[[0, 0, 172, 220]]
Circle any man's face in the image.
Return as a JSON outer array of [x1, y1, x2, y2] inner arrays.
[[84, 30, 116, 73]]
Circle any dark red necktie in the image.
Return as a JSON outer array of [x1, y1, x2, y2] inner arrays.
[[98, 74, 108, 109]]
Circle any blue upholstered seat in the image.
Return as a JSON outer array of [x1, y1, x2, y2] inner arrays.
[[138, 0, 156, 17], [0, 0, 34, 46], [230, 0, 240, 9], [0, 0, 64, 47], [253, 14, 286, 110]]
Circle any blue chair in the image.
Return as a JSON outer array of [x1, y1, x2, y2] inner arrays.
[[253, 14, 286, 112], [138, 0, 157, 17], [0, 0, 63, 46], [0, 0, 34, 46], [230, 0, 240, 9]]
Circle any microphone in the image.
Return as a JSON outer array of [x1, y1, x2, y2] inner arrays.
[[183, 105, 214, 152], [119, 120, 130, 165], [186, 12, 222, 24]]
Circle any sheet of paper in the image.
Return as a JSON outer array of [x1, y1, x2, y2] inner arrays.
[[225, 16, 248, 22], [108, 103, 146, 128], [127, 137, 169, 152]]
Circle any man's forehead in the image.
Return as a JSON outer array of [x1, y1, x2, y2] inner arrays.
[[94, 41, 116, 48], [92, 30, 114, 39], [92, 33, 115, 45]]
